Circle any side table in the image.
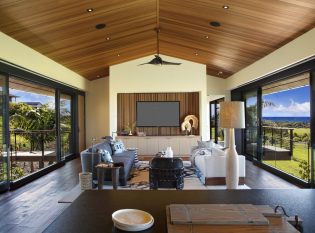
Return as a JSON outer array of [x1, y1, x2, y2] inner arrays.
[[96, 163, 121, 190]]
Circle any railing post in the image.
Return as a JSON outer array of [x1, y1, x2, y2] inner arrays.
[[280, 128, 283, 148], [271, 127, 274, 146], [289, 129, 293, 156], [40, 132, 44, 169]]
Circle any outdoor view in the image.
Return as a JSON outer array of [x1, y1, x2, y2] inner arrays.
[[0, 75, 8, 184], [60, 93, 72, 160], [8, 77, 57, 181], [261, 74, 311, 182]]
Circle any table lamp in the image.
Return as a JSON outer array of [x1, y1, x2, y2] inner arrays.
[[219, 101, 245, 189]]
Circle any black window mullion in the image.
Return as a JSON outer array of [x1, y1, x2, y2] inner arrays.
[[55, 90, 61, 162]]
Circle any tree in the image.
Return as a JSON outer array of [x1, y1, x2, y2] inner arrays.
[[10, 103, 56, 151]]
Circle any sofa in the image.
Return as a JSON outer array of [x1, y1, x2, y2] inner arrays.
[[80, 138, 135, 186], [192, 142, 246, 185]]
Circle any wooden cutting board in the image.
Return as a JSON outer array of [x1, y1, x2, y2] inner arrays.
[[169, 204, 270, 225], [166, 205, 300, 233]]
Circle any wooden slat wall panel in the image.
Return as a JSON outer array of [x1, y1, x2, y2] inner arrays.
[[117, 92, 199, 136]]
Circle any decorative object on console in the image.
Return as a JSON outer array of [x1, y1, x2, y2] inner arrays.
[[165, 147, 174, 158], [184, 115, 198, 135], [181, 120, 192, 135], [137, 132, 146, 137], [219, 101, 245, 189]]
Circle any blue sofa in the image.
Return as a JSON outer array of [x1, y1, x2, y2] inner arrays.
[[80, 139, 135, 186]]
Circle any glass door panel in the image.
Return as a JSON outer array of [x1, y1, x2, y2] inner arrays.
[[78, 95, 85, 152], [60, 93, 73, 159], [261, 73, 311, 181], [9, 77, 57, 181], [244, 90, 259, 159], [0, 74, 9, 191]]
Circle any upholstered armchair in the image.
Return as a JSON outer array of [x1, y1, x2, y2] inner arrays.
[[149, 157, 184, 190]]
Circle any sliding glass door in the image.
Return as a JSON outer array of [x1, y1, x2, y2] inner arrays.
[[9, 77, 57, 181], [210, 98, 224, 145], [60, 93, 73, 160], [0, 74, 9, 192], [261, 73, 311, 182], [244, 90, 259, 160], [242, 73, 312, 184]]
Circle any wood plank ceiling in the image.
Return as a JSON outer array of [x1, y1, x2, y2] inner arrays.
[[0, 0, 314, 80]]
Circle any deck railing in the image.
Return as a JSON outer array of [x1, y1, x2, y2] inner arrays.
[[246, 126, 311, 181], [9, 129, 74, 181]]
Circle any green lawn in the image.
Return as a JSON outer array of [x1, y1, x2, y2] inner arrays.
[[293, 128, 310, 135], [263, 128, 311, 181]]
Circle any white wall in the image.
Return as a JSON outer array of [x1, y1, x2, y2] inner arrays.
[[227, 28, 315, 90], [109, 55, 209, 139], [0, 32, 88, 91], [85, 77, 110, 146]]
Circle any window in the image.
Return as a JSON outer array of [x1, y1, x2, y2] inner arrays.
[[210, 98, 224, 144], [9, 77, 57, 181], [60, 93, 73, 160], [261, 73, 310, 182]]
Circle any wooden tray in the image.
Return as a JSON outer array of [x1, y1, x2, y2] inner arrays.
[[166, 204, 299, 233]]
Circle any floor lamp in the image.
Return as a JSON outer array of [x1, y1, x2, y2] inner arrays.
[[219, 101, 245, 189]]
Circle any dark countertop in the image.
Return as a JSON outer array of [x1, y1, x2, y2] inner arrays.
[[44, 189, 315, 233]]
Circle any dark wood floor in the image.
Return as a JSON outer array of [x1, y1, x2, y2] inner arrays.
[[0, 157, 298, 232]]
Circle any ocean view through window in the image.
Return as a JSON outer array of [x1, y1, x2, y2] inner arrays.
[[261, 74, 310, 181]]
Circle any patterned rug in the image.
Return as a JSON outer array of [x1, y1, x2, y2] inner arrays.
[[121, 161, 198, 190], [58, 161, 249, 203]]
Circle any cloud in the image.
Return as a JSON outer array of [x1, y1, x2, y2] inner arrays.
[[263, 100, 310, 117]]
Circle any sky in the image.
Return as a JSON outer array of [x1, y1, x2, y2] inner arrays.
[[262, 85, 310, 117], [10, 89, 71, 111]]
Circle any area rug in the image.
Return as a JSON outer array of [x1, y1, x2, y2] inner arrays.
[[58, 161, 250, 203]]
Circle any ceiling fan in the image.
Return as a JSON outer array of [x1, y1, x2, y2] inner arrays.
[[138, 0, 181, 66]]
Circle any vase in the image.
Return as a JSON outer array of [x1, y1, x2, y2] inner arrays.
[[165, 147, 173, 158]]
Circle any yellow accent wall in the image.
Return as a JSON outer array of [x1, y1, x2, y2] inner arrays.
[[109, 55, 209, 140], [0, 32, 88, 91]]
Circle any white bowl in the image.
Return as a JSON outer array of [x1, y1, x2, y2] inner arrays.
[[112, 209, 154, 231]]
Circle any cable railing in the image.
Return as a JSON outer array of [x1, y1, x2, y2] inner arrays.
[[245, 126, 311, 182], [9, 129, 57, 180]]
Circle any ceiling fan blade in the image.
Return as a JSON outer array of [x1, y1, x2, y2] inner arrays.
[[138, 62, 151, 66], [161, 60, 181, 65]]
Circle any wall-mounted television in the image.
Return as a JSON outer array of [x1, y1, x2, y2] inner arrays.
[[136, 101, 180, 127]]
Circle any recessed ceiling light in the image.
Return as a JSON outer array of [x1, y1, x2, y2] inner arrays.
[[209, 21, 221, 27], [106, 37, 111, 41], [204, 35, 209, 39], [217, 71, 223, 75], [95, 23, 106, 29], [222, 5, 229, 9], [195, 52, 199, 56], [86, 8, 94, 12], [117, 54, 121, 57]]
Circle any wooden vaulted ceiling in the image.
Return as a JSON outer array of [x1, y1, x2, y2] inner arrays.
[[0, 0, 314, 80]]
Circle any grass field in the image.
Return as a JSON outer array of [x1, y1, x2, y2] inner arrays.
[[263, 128, 310, 181]]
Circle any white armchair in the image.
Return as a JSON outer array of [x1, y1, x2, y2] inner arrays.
[[194, 153, 246, 185]]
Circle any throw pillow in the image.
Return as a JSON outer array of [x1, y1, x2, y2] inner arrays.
[[197, 140, 214, 149], [110, 140, 125, 154], [99, 149, 113, 163], [211, 147, 226, 156]]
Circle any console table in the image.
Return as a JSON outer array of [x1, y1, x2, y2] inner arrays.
[[43, 190, 315, 233], [117, 135, 201, 156]]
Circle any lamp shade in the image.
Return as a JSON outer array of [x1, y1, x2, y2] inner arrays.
[[219, 101, 245, 129]]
